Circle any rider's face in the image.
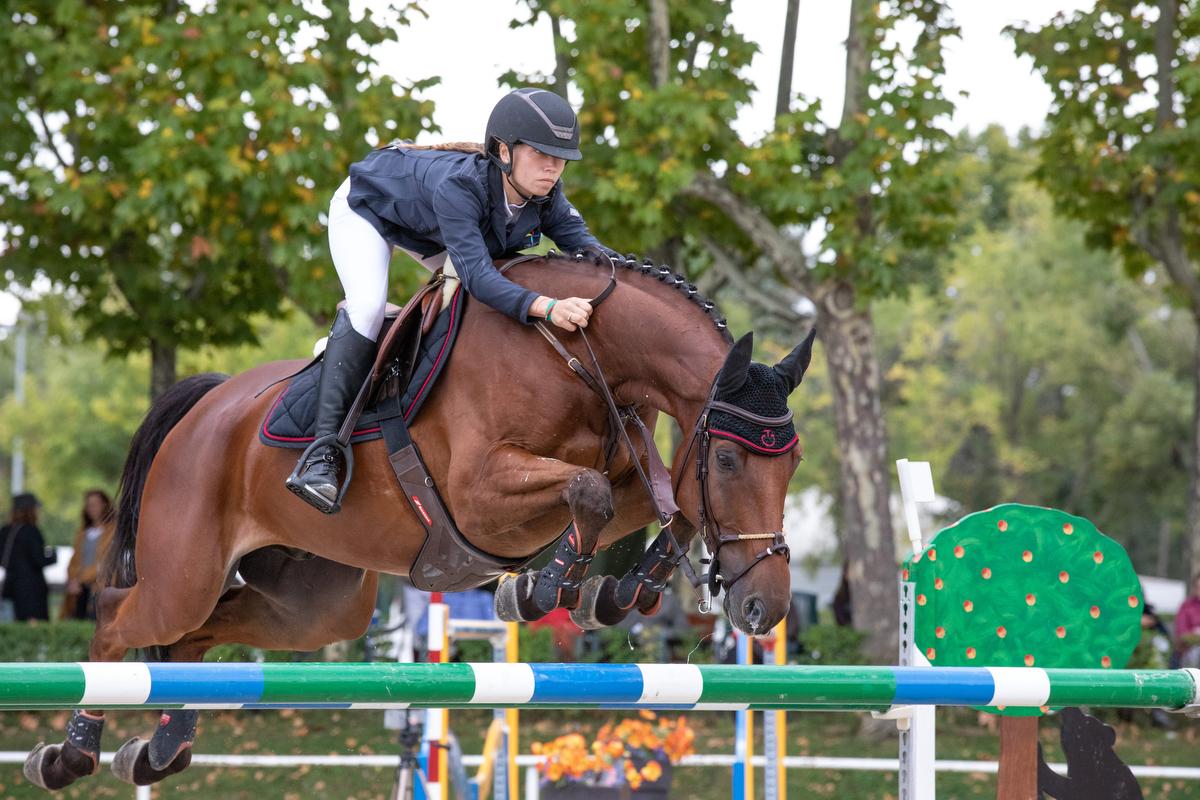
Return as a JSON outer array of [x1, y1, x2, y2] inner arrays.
[[502, 143, 565, 196]]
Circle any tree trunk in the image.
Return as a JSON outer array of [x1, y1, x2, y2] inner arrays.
[[150, 338, 177, 401], [647, 0, 670, 89], [1157, 517, 1171, 578], [549, 14, 571, 97], [775, 0, 801, 120], [815, 281, 898, 662]]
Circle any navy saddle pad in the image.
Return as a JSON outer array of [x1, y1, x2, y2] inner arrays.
[[259, 286, 464, 449]]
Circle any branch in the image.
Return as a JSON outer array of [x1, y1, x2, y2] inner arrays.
[[1160, 210, 1200, 315], [682, 171, 812, 290], [22, 62, 74, 171], [702, 236, 807, 323], [32, 106, 72, 172], [775, 0, 801, 122], [647, 0, 670, 89], [694, 265, 727, 298], [683, 33, 699, 75]]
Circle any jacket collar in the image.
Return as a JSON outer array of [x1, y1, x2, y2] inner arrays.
[[485, 160, 561, 231]]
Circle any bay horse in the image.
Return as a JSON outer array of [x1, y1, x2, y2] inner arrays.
[[24, 251, 815, 791]]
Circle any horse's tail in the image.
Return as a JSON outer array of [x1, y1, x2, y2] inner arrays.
[[100, 373, 229, 592]]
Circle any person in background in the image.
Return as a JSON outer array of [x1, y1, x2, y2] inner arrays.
[[60, 489, 114, 621], [1173, 573, 1200, 668], [0, 493, 57, 622]]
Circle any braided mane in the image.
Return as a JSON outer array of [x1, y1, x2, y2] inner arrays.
[[541, 250, 733, 345]]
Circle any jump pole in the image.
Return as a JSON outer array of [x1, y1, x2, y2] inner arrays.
[[1, 663, 1196, 711]]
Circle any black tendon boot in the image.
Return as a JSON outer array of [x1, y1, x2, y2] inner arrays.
[[285, 309, 376, 513]]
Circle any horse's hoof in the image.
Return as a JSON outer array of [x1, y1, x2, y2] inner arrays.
[[494, 573, 546, 623], [636, 589, 663, 616], [23, 741, 97, 791], [149, 710, 198, 770], [568, 578, 614, 628], [23, 743, 59, 790], [112, 737, 193, 786]]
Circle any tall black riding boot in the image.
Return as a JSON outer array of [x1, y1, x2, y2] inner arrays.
[[285, 309, 376, 513]]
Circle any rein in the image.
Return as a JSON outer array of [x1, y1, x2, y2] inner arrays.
[[507, 250, 793, 603]]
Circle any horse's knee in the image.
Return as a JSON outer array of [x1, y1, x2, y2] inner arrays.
[[563, 469, 614, 526]]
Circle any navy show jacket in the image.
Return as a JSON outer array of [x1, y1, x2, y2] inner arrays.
[[346, 146, 609, 323]]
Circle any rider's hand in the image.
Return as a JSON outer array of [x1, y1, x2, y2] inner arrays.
[[547, 296, 593, 332]]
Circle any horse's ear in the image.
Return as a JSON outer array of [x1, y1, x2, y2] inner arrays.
[[773, 328, 816, 395], [715, 332, 754, 398]]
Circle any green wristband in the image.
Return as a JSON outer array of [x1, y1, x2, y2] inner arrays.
[[545, 299, 557, 321]]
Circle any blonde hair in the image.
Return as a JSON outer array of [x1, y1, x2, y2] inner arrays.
[[381, 141, 485, 155]]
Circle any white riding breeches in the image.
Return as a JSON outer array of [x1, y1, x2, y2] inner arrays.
[[328, 178, 449, 340]]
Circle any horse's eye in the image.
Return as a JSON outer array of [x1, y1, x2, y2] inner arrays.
[[716, 450, 737, 472]]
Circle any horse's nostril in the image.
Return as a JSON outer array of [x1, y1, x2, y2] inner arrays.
[[743, 596, 765, 628]]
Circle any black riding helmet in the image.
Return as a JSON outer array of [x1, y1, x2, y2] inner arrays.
[[485, 88, 582, 172]]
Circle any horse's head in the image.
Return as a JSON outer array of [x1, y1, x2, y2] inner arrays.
[[674, 329, 816, 636]]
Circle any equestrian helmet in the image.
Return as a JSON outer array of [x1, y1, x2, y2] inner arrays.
[[485, 88, 582, 163]]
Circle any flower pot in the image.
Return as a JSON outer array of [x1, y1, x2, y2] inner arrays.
[[540, 763, 672, 800], [541, 784, 625, 800]]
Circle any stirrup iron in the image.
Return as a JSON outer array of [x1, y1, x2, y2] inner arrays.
[[285, 434, 355, 514]]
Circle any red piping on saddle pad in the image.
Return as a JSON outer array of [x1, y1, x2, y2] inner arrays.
[[259, 391, 383, 444]]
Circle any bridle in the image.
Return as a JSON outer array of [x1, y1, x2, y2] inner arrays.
[[672, 383, 793, 600], [509, 249, 794, 604]]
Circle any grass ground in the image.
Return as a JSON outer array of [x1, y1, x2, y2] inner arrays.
[[1, 706, 1196, 799]]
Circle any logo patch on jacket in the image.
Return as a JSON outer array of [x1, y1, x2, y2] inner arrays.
[[523, 228, 542, 248]]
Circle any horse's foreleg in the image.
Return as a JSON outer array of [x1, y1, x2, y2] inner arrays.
[[567, 474, 695, 630], [529, 469, 614, 614], [467, 448, 614, 621]]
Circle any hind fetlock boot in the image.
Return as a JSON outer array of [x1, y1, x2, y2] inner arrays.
[[286, 309, 376, 513]]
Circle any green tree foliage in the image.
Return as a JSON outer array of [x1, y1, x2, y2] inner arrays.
[[1008, 0, 1200, 577], [0, 2, 434, 396], [878, 130, 1193, 577]]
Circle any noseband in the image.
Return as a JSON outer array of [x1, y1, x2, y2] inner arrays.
[[519, 250, 793, 603]]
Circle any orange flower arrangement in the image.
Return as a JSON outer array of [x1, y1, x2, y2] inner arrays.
[[532, 711, 695, 791]]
